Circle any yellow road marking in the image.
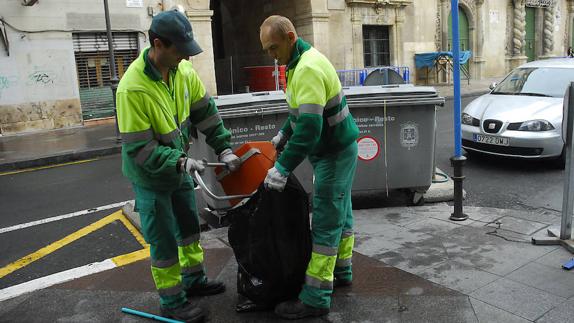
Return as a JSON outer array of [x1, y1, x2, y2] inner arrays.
[[0, 210, 149, 279], [0, 159, 98, 176], [112, 248, 149, 267]]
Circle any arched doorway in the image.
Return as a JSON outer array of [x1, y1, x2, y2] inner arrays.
[[448, 6, 470, 51], [448, 6, 470, 80]]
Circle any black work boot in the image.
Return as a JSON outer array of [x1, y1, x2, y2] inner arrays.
[[160, 301, 205, 323], [274, 299, 329, 320], [186, 279, 226, 297]]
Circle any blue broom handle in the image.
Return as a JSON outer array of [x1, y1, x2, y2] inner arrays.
[[121, 307, 184, 323]]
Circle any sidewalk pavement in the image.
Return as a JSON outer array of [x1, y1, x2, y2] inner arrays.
[[0, 123, 121, 172], [0, 77, 500, 172], [1, 203, 573, 322]]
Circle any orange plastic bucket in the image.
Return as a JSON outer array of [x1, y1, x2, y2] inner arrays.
[[214, 141, 277, 206]]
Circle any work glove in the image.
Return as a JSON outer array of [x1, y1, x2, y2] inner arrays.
[[271, 131, 287, 151], [219, 148, 241, 172], [179, 157, 205, 175], [264, 166, 288, 192]]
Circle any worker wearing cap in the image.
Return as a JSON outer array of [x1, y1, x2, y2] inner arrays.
[[260, 15, 359, 319], [117, 10, 240, 322]]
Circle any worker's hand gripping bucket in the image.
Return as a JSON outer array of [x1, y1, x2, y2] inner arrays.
[[193, 141, 277, 210]]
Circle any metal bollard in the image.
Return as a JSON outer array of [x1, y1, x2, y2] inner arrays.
[[450, 155, 468, 221]]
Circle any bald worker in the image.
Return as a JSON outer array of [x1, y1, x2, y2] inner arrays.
[[260, 15, 359, 320]]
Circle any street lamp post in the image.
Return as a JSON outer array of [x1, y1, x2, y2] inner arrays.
[[450, 0, 468, 221], [103, 0, 121, 142]]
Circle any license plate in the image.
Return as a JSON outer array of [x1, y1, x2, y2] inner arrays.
[[473, 134, 510, 146]]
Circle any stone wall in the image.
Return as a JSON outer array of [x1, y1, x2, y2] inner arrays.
[[483, 0, 510, 77], [0, 34, 83, 134], [0, 0, 218, 134], [326, 0, 571, 81]]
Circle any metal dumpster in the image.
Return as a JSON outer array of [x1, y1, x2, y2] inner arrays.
[[343, 84, 444, 203], [191, 85, 444, 212]]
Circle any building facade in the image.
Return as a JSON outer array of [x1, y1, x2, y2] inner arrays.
[[0, 0, 216, 134], [0, 0, 572, 134]]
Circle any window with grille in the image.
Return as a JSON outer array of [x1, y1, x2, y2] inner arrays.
[[73, 32, 139, 119], [363, 25, 390, 67]]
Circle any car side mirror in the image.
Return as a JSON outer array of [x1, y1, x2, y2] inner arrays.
[[489, 82, 497, 91]]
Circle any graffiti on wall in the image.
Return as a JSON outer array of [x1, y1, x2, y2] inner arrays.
[[26, 69, 60, 86], [1, 63, 72, 105], [28, 71, 55, 85], [0, 73, 18, 99]]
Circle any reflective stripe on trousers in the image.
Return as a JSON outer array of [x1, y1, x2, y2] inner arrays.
[[304, 243, 338, 290]]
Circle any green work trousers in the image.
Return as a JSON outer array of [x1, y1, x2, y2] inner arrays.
[[133, 175, 206, 309], [299, 141, 358, 309]]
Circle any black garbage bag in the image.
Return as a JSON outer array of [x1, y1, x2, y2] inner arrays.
[[227, 174, 312, 312]]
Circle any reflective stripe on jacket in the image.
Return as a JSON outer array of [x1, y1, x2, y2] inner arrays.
[[117, 48, 230, 189]]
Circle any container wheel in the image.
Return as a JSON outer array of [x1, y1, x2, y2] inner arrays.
[[410, 191, 425, 206]]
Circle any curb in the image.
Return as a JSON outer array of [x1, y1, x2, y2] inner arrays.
[[121, 201, 141, 231], [122, 200, 209, 233], [0, 146, 121, 172]]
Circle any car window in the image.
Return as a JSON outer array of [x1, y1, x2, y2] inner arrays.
[[492, 67, 573, 98]]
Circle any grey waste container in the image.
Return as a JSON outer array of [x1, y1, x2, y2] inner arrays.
[[189, 91, 313, 212], [344, 84, 444, 203], [191, 85, 443, 213]]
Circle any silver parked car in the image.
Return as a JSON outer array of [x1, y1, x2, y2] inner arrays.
[[462, 58, 574, 164]]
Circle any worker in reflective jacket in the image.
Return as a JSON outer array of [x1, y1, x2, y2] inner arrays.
[[260, 15, 360, 320], [116, 10, 241, 323]]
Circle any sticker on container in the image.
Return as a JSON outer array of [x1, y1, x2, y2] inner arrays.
[[357, 136, 380, 161], [400, 122, 419, 149]]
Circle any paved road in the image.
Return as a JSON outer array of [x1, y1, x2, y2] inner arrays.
[[0, 155, 132, 226], [0, 155, 138, 290]]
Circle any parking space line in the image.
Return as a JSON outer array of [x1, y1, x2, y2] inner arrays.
[[0, 258, 116, 302], [112, 248, 149, 267], [0, 211, 124, 279], [0, 207, 152, 302], [0, 159, 98, 177], [0, 247, 151, 302], [0, 201, 130, 234]]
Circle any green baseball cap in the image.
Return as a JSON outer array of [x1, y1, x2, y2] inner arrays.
[[150, 10, 203, 56]]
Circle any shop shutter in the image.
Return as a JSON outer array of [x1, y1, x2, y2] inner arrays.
[[73, 32, 139, 120]]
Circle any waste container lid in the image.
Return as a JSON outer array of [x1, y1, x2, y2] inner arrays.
[[214, 91, 286, 108], [343, 85, 444, 108], [342, 84, 438, 98], [214, 85, 443, 117]]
